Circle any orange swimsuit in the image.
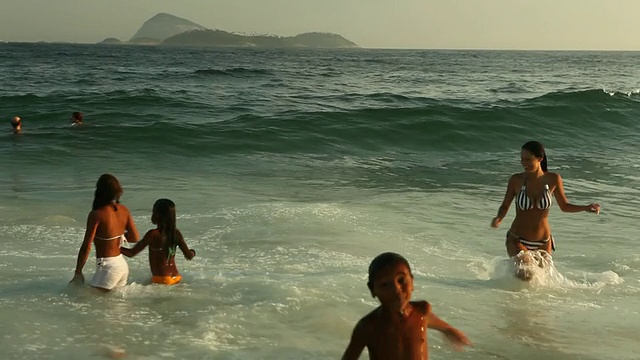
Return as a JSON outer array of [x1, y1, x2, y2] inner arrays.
[[151, 275, 182, 285]]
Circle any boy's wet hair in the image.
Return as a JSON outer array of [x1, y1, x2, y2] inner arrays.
[[367, 252, 413, 293]]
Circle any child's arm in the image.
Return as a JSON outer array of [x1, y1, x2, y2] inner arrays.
[[120, 231, 152, 258], [175, 230, 195, 260], [123, 206, 141, 243], [341, 319, 367, 360], [428, 312, 472, 350]]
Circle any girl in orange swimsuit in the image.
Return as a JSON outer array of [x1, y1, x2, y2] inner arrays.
[[121, 199, 195, 285], [490, 141, 601, 260]]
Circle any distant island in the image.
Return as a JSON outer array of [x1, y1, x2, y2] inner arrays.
[[98, 13, 358, 49]]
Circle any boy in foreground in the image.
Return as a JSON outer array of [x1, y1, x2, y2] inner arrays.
[[341, 252, 471, 360]]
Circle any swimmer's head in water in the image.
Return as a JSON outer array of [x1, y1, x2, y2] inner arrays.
[[367, 252, 413, 296], [10, 116, 21, 128], [11, 117, 22, 134], [92, 174, 123, 210], [71, 111, 83, 123]]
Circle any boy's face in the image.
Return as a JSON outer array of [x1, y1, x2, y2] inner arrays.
[[371, 263, 414, 312]]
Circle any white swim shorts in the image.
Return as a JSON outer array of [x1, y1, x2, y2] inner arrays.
[[90, 254, 129, 290]]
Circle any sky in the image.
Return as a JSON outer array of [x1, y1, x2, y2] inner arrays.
[[1, 0, 640, 50]]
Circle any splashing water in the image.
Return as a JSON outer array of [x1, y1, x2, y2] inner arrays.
[[486, 250, 623, 289]]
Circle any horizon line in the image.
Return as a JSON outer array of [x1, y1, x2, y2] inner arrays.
[[3, 41, 640, 52]]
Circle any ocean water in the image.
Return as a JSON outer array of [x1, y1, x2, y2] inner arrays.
[[1, 43, 639, 359]]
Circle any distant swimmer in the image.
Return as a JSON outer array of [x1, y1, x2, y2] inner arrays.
[[120, 198, 195, 285], [71, 111, 84, 126], [10, 116, 22, 134], [490, 141, 600, 280]]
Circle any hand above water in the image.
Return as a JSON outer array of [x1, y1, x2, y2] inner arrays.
[[586, 203, 601, 214], [442, 327, 472, 351]]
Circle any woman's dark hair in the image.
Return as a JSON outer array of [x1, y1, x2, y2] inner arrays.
[[367, 252, 413, 296], [153, 198, 178, 259], [92, 174, 123, 210], [72, 112, 83, 122], [522, 141, 548, 172]]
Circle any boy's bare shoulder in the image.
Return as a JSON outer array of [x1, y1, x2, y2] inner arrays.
[[354, 306, 383, 334], [411, 300, 431, 316], [359, 306, 381, 324]]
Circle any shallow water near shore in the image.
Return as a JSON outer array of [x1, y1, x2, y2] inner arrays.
[[1, 44, 639, 359]]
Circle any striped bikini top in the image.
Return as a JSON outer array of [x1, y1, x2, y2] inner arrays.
[[516, 179, 553, 211]]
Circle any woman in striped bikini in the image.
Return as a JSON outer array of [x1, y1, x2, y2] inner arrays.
[[491, 141, 600, 260]]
